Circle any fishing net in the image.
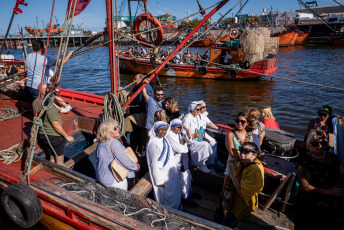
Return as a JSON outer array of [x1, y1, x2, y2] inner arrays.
[[239, 28, 278, 64], [53, 181, 206, 229]]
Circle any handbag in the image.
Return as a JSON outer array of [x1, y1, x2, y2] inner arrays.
[[110, 140, 138, 182], [222, 178, 234, 212]]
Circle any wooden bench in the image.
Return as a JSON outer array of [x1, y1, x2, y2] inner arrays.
[[130, 172, 152, 196], [64, 142, 98, 168]]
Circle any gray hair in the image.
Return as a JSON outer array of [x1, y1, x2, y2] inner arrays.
[[96, 119, 119, 143]]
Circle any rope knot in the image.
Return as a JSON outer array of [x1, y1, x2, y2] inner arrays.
[[33, 117, 43, 127]]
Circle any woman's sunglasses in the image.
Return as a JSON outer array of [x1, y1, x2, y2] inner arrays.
[[235, 119, 247, 124], [239, 147, 255, 155], [311, 139, 327, 147]]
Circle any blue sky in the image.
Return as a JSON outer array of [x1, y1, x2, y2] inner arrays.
[[0, 0, 335, 34]]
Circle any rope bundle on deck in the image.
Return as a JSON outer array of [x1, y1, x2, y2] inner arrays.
[[0, 105, 21, 121], [0, 144, 22, 165]]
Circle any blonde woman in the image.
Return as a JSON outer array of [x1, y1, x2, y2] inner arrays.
[[95, 119, 139, 190], [260, 106, 280, 129], [164, 97, 180, 123]]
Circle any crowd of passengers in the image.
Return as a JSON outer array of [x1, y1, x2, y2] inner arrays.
[[95, 77, 344, 229], [125, 46, 214, 66]]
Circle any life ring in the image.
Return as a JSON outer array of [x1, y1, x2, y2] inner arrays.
[[228, 68, 237, 78], [163, 64, 170, 71], [131, 59, 138, 68], [133, 13, 164, 48], [1, 183, 43, 228], [199, 66, 208, 75], [243, 60, 251, 69], [229, 28, 239, 39]]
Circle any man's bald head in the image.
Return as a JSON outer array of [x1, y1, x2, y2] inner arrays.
[[38, 83, 49, 98]]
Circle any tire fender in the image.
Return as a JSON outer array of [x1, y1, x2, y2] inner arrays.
[[163, 64, 170, 71], [199, 66, 208, 75], [243, 60, 251, 69], [1, 183, 43, 228], [228, 68, 237, 78]]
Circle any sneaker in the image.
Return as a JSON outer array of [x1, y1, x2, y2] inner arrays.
[[198, 165, 211, 173], [60, 107, 70, 114], [215, 160, 225, 168], [210, 167, 217, 175], [65, 103, 74, 110]]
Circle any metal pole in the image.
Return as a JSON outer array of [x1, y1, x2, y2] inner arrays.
[[122, 0, 230, 108], [0, 13, 15, 57]]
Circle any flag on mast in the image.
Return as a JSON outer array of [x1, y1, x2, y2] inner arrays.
[[13, 0, 28, 15], [67, 0, 91, 18]]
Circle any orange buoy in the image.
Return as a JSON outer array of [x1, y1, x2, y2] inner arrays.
[[229, 28, 239, 39], [133, 13, 164, 48]]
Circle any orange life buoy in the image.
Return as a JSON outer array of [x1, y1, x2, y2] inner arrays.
[[229, 28, 239, 39], [133, 13, 164, 48]]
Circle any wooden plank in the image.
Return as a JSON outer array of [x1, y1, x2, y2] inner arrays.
[[30, 163, 43, 175], [64, 142, 98, 168], [52, 168, 85, 182], [40, 213, 77, 230], [262, 174, 290, 211], [130, 172, 152, 196]]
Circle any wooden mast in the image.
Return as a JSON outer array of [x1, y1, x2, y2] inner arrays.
[[105, 0, 118, 96]]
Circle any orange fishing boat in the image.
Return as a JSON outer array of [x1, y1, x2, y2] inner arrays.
[[25, 23, 63, 34], [119, 42, 278, 80], [271, 31, 298, 47], [295, 32, 310, 45]]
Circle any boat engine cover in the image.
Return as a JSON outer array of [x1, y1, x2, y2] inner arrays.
[[262, 128, 296, 157]]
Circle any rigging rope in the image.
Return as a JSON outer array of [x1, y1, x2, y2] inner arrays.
[[103, 91, 126, 138]]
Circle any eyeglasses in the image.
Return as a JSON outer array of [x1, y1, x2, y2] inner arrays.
[[201, 106, 207, 109], [318, 113, 327, 117], [311, 139, 327, 147], [235, 119, 247, 124], [156, 94, 164, 96], [195, 108, 201, 111], [239, 147, 255, 155]]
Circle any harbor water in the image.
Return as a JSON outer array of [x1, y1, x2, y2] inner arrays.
[[8, 45, 344, 140]]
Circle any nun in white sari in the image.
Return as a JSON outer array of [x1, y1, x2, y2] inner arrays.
[[146, 121, 182, 210], [182, 101, 213, 173], [166, 119, 193, 199]]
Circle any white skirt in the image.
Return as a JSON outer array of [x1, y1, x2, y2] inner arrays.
[[109, 179, 128, 190]]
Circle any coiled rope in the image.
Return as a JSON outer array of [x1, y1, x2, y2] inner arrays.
[[103, 90, 126, 138], [0, 144, 22, 165]]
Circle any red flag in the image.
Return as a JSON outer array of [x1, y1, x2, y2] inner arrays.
[[13, 0, 28, 15], [67, 0, 91, 18]]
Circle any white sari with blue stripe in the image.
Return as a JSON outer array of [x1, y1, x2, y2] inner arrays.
[[146, 122, 181, 210]]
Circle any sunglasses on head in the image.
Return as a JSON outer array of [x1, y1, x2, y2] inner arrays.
[[311, 139, 327, 147], [239, 147, 255, 155], [235, 119, 247, 124]]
